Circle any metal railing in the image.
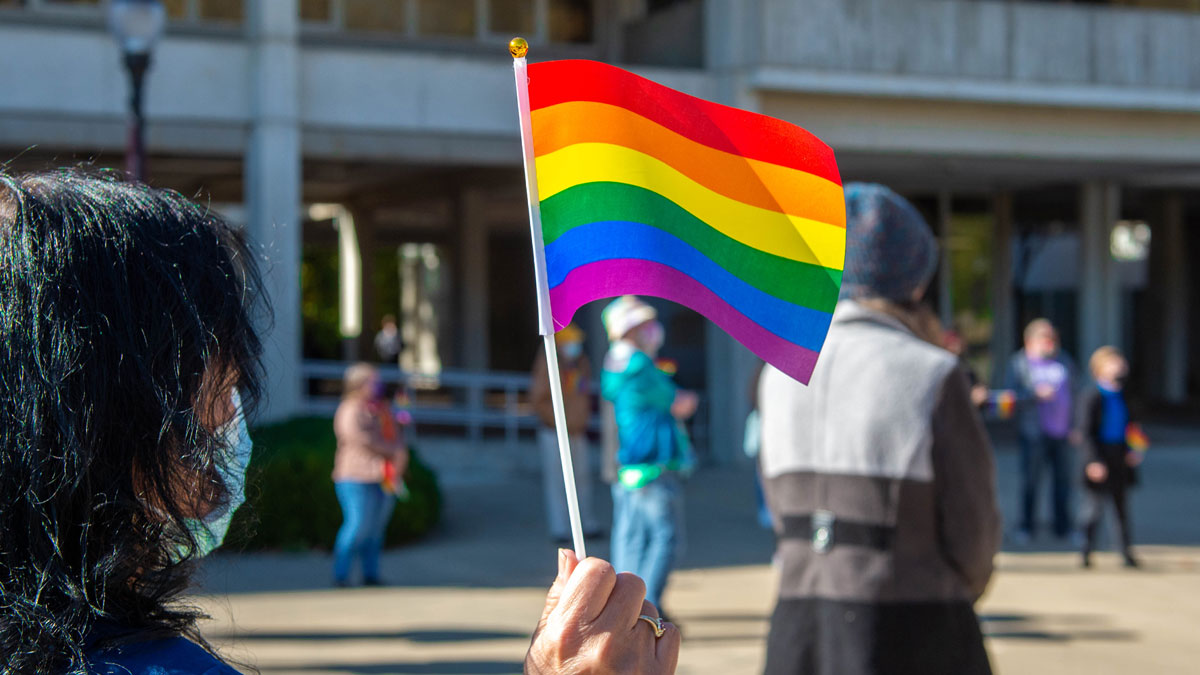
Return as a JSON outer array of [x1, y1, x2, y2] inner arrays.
[[302, 359, 710, 456], [302, 359, 542, 446]]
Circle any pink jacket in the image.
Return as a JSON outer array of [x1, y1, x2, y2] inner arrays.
[[332, 397, 406, 483]]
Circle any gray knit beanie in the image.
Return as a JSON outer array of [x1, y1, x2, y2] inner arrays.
[[839, 183, 939, 303]]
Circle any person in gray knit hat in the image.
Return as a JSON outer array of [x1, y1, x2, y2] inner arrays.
[[759, 183, 1001, 675], [839, 182, 939, 302]]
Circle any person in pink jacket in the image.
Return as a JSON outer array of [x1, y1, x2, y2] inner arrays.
[[332, 363, 409, 587]]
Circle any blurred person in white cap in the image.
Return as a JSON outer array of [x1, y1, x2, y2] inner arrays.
[[601, 296, 698, 618], [530, 323, 602, 544]]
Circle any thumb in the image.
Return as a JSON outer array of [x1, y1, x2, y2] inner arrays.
[[538, 548, 580, 627]]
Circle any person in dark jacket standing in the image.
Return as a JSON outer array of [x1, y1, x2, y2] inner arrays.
[[759, 184, 1001, 675], [530, 323, 600, 543], [1076, 346, 1142, 569], [1004, 319, 1079, 543]]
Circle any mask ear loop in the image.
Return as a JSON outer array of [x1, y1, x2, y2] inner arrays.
[[174, 388, 253, 562]]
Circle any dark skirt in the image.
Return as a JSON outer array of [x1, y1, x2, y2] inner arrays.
[[764, 597, 992, 675], [1083, 442, 1137, 491]]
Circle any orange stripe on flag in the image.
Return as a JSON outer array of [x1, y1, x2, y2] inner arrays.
[[532, 101, 845, 227], [528, 60, 841, 186]]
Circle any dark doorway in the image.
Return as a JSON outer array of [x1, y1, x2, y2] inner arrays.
[[488, 233, 539, 372]]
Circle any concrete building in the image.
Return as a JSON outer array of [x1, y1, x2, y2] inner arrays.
[[3, 0, 1199, 462]]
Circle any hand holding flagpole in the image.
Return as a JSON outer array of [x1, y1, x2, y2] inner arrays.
[[511, 37, 587, 560]]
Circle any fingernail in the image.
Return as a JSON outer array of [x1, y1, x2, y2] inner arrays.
[[557, 548, 567, 578]]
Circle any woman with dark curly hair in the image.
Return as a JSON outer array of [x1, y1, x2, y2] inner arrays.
[[0, 169, 680, 675], [0, 169, 264, 673]]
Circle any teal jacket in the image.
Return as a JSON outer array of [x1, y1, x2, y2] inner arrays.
[[601, 346, 693, 488]]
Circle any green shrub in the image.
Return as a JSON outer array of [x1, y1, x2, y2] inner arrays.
[[226, 416, 441, 551]]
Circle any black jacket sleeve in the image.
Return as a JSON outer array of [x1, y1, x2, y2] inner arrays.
[[1074, 386, 1102, 465], [931, 366, 1001, 601]]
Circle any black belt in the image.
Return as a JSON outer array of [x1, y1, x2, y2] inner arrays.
[[779, 512, 894, 552]]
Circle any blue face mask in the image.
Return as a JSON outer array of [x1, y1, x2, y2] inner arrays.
[[562, 341, 583, 361], [179, 389, 252, 560]]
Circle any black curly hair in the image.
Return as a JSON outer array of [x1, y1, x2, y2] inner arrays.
[[0, 169, 265, 673]]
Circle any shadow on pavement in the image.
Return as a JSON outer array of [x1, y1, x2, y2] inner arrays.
[[980, 612, 1139, 642], [985, 628, 1139, 642], [201, 465, 775, 596], [207, 628, 526, 643], [677, 612, 769, 623], [281, 661, 523, 674], [981, 612, 1105, 625], [200, 444, 1200, 596]]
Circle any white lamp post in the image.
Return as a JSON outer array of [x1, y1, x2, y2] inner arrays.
[[108, 0, 166, 182]]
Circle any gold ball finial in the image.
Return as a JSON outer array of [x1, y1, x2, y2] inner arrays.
[[509, 37, 529, 59]]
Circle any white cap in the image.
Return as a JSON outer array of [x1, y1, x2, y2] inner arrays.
[[601, 295, 657, 341]]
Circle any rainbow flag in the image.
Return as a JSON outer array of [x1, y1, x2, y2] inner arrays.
[[987, 390, 1018, 420], [528, 60, 845, 384], [1126, 423, 1150, 453]]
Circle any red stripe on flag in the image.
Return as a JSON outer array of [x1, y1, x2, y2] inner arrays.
[[528, 59, 841, 186]]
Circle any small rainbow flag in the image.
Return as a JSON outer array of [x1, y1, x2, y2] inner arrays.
[[988, 390, 1018, 419], [527, 60, 845, 384], [1126, 423, 1150, 453]]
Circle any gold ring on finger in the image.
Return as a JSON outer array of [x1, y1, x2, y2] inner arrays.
[[638, 614, 666, 638]]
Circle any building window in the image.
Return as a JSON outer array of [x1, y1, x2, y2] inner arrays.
[[27, 0, 101, 6], [196, 0, 240, 21], [300, 0, 593, 44], [163, 0, 243, 24], [490, 0, 535, 36], [549, 0, 591, 43], [300, 0, 332, 22], [417, 0, 476, 37], [0, 0, 100, 10], [344, 0, 410, 34]]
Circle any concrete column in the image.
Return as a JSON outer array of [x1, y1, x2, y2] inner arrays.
[[1079, 181, 1122, 360], [704, 324, 757, 465], [989, 191, 1015, 385], [355, 206, 380, 362], [456, 189, 490, 444], [245, 0, 302, 422], [399, 245, 419, 371], [1104, 186, 1123, 352], [704, 0, 760, 71], [703, 0, 760, 110], [702, 0, 760, 464], [1161, 193, 1189, 403], [937, 189, 954, 329], [458, 188, 490, 372], [309, 203, 362, 361]]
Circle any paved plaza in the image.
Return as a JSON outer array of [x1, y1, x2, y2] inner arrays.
[[197, 440, 1200, 674]]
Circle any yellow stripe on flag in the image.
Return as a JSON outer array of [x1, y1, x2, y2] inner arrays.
[[531, 101, 845, 226], [536, 143, 846, 271]]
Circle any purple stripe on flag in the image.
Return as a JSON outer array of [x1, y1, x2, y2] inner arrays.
[[549, 258, 822, 384]]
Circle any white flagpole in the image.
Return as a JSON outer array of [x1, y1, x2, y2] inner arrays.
[[511, 37, 587, 560]]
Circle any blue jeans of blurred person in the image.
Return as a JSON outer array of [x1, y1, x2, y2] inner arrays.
[[539, 429, 599, 540], [611, 473, 685, 608], [1019, 434, 1073, 539], [333, 481, 395, 584]]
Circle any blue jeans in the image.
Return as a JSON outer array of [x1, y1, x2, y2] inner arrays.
[[611, 474, 685, 608], [333, 481, 395, 583], [1019, 434, 1073, 537]]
